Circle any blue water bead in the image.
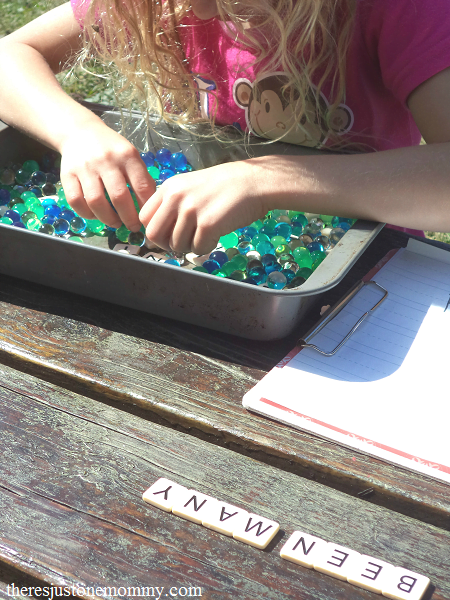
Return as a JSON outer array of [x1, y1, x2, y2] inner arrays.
[[261, 254, 281, 274], [159, 168, 175, 182], [209, 250, 228, 267], [274, 222, 292, 241], [247, 265, 266, 284], [42, 215, 56, 226], [140, 151, 155, 167], [170, 152, 188, 172], [29, 187, 43, 198], [242, 226, 258, 239], [156, 148, 172, 167], [12, 221, 26, 228], [256, 240, 275, 256], [59, 209, 76, 221], [4, 209, 20, 223], [245, 277, 259, 285], [0, 189, 10, 206], [165, 258, 181, 266], [53, 218, 70, 236], [337, 221, 351, 232], [30, 171, 47, 186], [45, 204, 61, 219], [267, 271, 287, 290], [41, 196, 58, 207], [238, 233, 252, 243], [307, 241, 325, 253], [281, 268, 297, 283], [202, 259, 221, 273]]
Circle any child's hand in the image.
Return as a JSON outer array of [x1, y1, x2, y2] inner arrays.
[[139, 160, 269, 255], [59, 122, 156, 231]]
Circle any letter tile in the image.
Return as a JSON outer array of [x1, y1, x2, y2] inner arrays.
[[172, 489, 218, 524], [233, 513, 280, 549], [381, 566, 431, 600], [347, 554, 396, 593], [280, 531, 327, 568], [313, 542, 360, 581], [202, 502, 248, 536], [142, 478, 188, 512]]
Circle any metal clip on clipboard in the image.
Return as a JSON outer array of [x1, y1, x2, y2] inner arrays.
[[298, 280, 388, 357]]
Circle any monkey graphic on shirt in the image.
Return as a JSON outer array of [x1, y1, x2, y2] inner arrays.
[[233, 73, 354, 147]]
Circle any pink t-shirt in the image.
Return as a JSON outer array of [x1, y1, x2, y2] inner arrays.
[[178, 0, 450, 153]]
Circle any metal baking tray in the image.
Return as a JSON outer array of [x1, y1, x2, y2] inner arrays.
[[0, 102, 383, 340]]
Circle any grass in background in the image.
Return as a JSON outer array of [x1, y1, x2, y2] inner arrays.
[[0, 0, 113, 103], [2, 0, 449, 244]]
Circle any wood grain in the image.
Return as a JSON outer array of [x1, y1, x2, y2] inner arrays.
[[0, 364, 447, 599], [1, 229, 449, 530]]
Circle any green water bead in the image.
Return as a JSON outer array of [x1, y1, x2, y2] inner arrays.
[[212, 269, 227, 278], [270, 235, 287, 247], [24, 216, 42, 231], [228, 270, 246, 282], [229, 254, 248, 271], [293, 246, 313, 268], [15, 168, 32, 185], [249, 219, 264, 231], [30, 203, 45, 219], [275, 244, 290, 257], [320, 214, 335, 226], [297, 267, 313, 279], [219, 231, 239, 249], [22, 160, 40, 173], [22, 191, 38, 202], [251, 233, 270, 246], [57, 188, 66, 200], [148, 166, 160, 179], [0, 217, 13, 225], [311, 250, 327, 266], [70, 236, 84, 243], [8, 198, 25, 209], [193, 266, 208, 273], [116, 224, 131, 243], [222, 261, 238, 277], [85, 219, 105, 234], [14, 204, 28, 217]]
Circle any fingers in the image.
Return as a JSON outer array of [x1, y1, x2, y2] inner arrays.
[[60, 131, 156, 231]]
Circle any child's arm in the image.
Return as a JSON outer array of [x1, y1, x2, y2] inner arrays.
[[0, 2, 155, 231], [139, 68, 450, 254]]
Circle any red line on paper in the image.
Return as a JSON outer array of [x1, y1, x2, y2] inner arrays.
[[259, 397, 450, 474]]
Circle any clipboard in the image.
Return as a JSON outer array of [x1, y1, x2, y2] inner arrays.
[[243, 239, 450, 485]]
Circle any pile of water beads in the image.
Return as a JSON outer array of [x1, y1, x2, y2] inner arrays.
[[0, 148, 355, 291]]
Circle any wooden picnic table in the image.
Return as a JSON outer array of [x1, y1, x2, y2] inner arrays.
[[0, 221, 449, 600]]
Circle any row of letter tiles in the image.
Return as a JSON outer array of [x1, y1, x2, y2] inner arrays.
[[142, 478, 279, 549], [280, 531, 430, 600], [143, 479, 430, 599]]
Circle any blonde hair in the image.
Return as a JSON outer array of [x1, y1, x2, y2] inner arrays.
[[78, 0, 357, 143]]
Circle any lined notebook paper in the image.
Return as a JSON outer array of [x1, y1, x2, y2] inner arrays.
[[243, 239, 450, 484]]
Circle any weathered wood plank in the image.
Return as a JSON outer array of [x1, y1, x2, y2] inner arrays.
[[1, 229, 449, 529], [0, 364, 448, 599]]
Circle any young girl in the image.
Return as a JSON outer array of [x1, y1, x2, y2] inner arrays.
[[0, 0, 449, 255]]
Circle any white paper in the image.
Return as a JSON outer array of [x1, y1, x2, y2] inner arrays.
[[243, 240, 450, 484]]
